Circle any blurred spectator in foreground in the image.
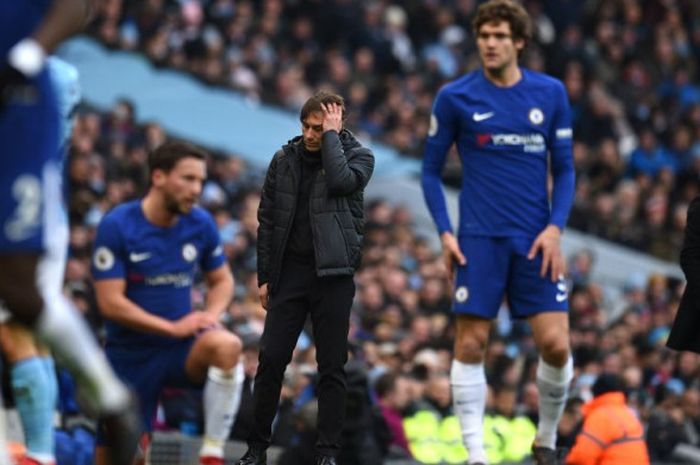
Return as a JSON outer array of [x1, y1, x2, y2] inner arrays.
[[374, 372, 412, 459], [566, 373, 649, 465], [483, 383, 536, 464]]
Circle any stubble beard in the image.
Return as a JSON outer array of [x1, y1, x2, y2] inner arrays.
[[164, 192, 188, 215]]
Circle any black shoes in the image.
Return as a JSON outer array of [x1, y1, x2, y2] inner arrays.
[[532, 445, 559, 465], [236, 447, 334, 465], [236, 447, 268, 465], [315, 456, 337, 465], [100, 394, 142, 465]]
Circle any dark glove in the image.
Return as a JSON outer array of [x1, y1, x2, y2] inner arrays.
[[0, 63, 33, 112]]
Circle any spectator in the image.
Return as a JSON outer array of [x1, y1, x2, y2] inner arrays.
[[374, 372, 412, 459], [566, 373, 649, 465]]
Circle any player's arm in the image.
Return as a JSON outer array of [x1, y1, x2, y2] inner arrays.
[[95, 279, 201, 337], [199, 212, 234, 318], [33, 0, 94, 54], [421, 89, 465, 279], [548, 125, 575, 230], [528, 82, 575, 281], [202, 265, 234, 318], [422, 87, 460, 236]]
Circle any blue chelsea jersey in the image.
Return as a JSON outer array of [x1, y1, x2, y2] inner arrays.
[[422, 68, 575, 238], [92, 201, 226, 348]]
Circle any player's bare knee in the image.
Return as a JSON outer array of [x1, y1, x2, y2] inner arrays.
[[539, 338, 570, 367], [221, 332, 242, 364], [210, 331, 241, 369], [454, 335, 487, 363]]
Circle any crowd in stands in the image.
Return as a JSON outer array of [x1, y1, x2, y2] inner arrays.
[[47, 0, 700, 463], [85, 0, 700, 261], [59, 100, 700, 464]]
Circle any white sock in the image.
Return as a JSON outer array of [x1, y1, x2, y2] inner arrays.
[[536, 356, 573, 449], [200, 362, 244, 458], [0, 399, 11, 465], [35, 294, 128, 412], [451, 360, 488, 464], [25, 453, 55, 465]]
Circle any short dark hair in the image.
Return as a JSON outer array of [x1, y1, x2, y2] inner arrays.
[[473, 0, 532, 46], [148, 140, 207, 176], [300, 90, 346, 123], [592, 373, 624, 398], [374, 372, 398, 399]]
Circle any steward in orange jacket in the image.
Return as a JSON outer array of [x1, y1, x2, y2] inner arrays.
[[566, 374, 650, 465]]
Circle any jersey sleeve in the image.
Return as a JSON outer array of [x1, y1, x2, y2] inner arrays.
[[549, 81, 573, 151], [548, 81, 575, 230], [421, 87, 458, 234], [199, 211, 227, 272], [91, 213, 126, 280]]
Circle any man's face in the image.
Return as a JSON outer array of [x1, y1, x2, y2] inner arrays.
[[476, 21, 523, 74], [301, 111, 324, 152], [154, 156, 206, 214]]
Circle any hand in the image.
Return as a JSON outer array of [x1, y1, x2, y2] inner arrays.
[[169, 312, 219, 338], [528, 225, 565, 282], [259, 283, 269, 310], [0, 64, 30, 112], [441, 232, 466, 284], [321, 102, 343, 133]]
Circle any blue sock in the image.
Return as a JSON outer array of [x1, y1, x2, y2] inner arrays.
[[11, 357, 56, 459]]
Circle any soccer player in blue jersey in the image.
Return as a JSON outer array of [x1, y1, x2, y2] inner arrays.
[[0, 56, 80, 465], [421, 1, 575, 464], [0, 2, 139, 465], [92, 141, 244, 465]]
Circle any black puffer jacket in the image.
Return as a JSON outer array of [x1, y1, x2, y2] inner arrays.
[[257, 129, 375, 292]]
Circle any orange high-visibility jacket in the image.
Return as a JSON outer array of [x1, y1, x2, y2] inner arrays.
[[566, 392, 650, 465]]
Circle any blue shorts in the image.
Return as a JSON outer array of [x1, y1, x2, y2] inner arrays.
[[0, 70, 60, 253], [452, 235, 568, 319], [97, 339, 197, 443]]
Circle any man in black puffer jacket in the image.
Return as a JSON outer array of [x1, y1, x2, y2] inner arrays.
[[236, 91, 374, 465]]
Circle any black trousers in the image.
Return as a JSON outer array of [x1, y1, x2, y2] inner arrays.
[[249, 255, 355, 457]]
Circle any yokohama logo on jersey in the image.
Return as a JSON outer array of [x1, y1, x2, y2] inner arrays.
[[476, 133, 546, 152]]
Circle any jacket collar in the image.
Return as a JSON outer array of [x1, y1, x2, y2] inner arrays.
[[582, 392, 626, 415]]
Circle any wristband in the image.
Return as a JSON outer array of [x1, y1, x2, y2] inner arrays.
[[8, 39, 46, 77]]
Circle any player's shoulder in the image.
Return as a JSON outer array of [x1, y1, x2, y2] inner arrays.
[[186, 205, 216, 226], [439, 71, 482, 97], [100, 200, 141, 225], [188, 205, 214, 219], [522, 69, 566, 92]]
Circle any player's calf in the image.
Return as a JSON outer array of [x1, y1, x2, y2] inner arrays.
[[189, 329, 244, 463]]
